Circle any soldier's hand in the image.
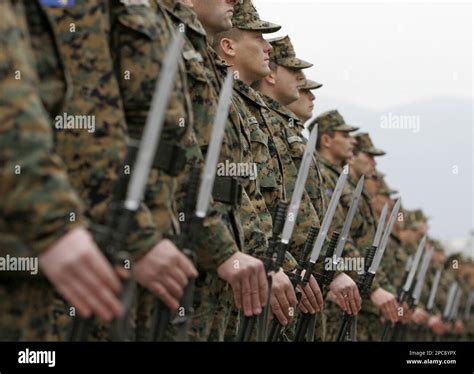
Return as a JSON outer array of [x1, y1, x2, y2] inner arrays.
[[133, 239, 198, 311], [269, 269, 297, 325], [454, 320, 465, 335], [399, 302, 412, 324], [411, 307, 430, 325], [329, 273, 361, 315], [428, 315, 445, 335], [297, 271, 323, 314], [217, 252, 267, 316], [39, 228, 123, 322], [370, 287, 398, 323]]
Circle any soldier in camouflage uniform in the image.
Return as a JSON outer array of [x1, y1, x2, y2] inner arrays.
[[1, 0, 198, 342], [282, 75, 329, 340], [169, 0, 272, 341], [342, 133, 399, 341], [370, 176, 416, 339], [396, 209, 429, 340], [286, 77, 323, 123], [311, 111, 367, 340], [419, 240, 450, 340], [0, 0, 126, 341]]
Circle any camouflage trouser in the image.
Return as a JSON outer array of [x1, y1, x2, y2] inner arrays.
[[325, 301, 384, 342], [48, 288, 137, 342], [222, 307, 239, 341], [135, 272, 233, 342], [189, 270, 233, 341], [324, 301, 346, 341], [355, 311, 383, 341], [223, 307, 326, 342], [0, 278, 53, 341]]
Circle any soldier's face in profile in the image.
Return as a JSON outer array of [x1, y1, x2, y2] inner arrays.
[[400, 228, 418, 246], [371, 194, 390, 217], [191, 0, 237, 34], [351, 151, 374, 178], [271, 66, 304, 105], [234, 31, 272, 81], [432, 250, 446, 267], [329, 131, 355, 161], [286, 89, 315, 123], [364, 176, 379, 198]]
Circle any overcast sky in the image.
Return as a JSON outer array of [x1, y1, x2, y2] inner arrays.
[[253, 0, 473, 246]]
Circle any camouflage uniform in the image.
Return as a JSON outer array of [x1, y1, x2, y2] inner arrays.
[[166, 1, 275, 341], [313, 111, 362, 340], [109, 0, 243, 341], [37, 0, 172, 341], [0, 0, 87, 341], [348, 133, 392, 341], [229, 2, 298, 272]]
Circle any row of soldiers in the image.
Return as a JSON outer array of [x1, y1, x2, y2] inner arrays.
[[0, 0, 472, 342]]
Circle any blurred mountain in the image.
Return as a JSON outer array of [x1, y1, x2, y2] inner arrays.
[[309, 95, 473, 239]]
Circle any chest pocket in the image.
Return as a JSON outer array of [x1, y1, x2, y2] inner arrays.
[[117, 5, 161, 40], [249, 123, 279, 190], [286, 132, 306, 161], [182, 48, 207, 83]]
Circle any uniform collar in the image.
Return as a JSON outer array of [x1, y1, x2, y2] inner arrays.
[[234, 79, 267, 108]]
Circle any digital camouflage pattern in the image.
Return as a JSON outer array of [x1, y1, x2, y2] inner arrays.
[[268, 35, 313, 69]]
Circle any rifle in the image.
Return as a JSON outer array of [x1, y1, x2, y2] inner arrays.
[[336, 202, 388, 341], [237, 201, 287, 341], [392, 246, 433, 341], [380, 233, 425, 341], [292, 166, 349, 341], [150, 72, 235, 341], [68, 32, 184, 342], [413, 267, 442, 341]]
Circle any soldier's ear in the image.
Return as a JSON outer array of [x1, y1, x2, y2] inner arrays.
[[264, 71, 276, 86], [179, 0, 194, 7], [220, 38, 236, 57]]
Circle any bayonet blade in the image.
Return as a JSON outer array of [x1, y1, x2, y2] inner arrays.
[[402, 235, 426, 293], [450, 288, 462, 320], [309, 166, 349, 262], [412, 247, 433, 303], [332, 176, 364, 263], [443, 282, 458, 319], [372, 203, 388, 248], [281, 126, 318, 243], [368, 198, 401, 274], [196, 72, 234, 218], [125, 32, 184, 211], [427, 268, 442, 311]]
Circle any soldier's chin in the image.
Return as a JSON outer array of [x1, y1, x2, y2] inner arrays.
[[260, 65, 271, 77]]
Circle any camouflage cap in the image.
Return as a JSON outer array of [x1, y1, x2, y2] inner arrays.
[[300, 78, 323, 91], [268, 35, 313, 69], [354, 133, 386, 156], [232, 0, 281, 33], [312, 110, 359, 134], [401, 209, 421, 230], [429, 238, 444, 252], [413, 209, 429, 222]]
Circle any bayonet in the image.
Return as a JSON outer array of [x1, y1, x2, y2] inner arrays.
[[332, 176, 364, 265], [369, 198, 402, 274], [426, 268, 442, 311]]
